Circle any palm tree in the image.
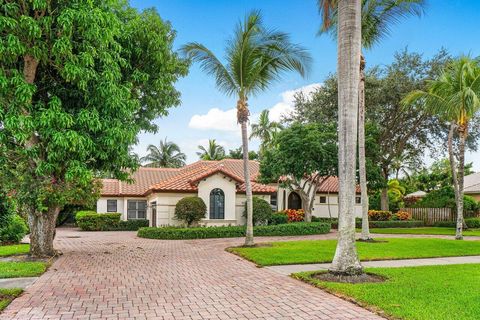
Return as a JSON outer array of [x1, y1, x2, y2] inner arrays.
[[140, 138, 186, 168], [403, 57, 480, 240], [250, 109, 283, 156], [318, 0, 425, 240], [197, 139, 226, 161], [319, 0, 363, 276], [182, 11, 310, 246]]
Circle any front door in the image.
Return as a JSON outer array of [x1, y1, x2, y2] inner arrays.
[[150, 201, 157, 227], [288, 192, 302, 210]]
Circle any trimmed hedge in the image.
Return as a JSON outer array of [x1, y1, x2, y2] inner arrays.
[[269, 213, 288, 225], [433, 221, 457, 228], [75, 211, 148, 231], [365, 220, 425, 228], [0, 215, 28, 244], [466, 218, 480, 228], [137, 222, 331, 240]]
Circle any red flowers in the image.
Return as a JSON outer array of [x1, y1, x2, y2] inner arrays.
[[284, 209, 305, 222]]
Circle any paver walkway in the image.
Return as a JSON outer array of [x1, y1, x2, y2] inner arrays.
[[2, 228, 383, 320], [267, 255, 480, 275]]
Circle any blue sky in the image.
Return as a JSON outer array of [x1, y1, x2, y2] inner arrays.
[[130, 0, 480, 170]]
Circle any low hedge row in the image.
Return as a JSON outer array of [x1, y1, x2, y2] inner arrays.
[[433, 218, 480, 228], [465, 218, 480, 228], [76, 211, 149, 231], [137, 222, 331, 240], [311, 217, 424, 228]]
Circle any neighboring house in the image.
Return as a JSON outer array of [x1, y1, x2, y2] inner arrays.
[[404, 190, 427, 199], [97, 159, 362, 227], [464, 172, 480, 201]]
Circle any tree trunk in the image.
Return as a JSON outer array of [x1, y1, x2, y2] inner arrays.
[[380, 168, 389, 211], [28, 206, 60, 258], [330, 0, 363, 276], [300, 191, 313, 222], [449, 122, 465, 240], [238, 98, 254, 246], [358, 53, 371, 241]]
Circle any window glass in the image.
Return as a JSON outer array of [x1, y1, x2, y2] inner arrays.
[[107, 199, 117, 212], [319, 196, 327, 204], [209, 189, 225, 219], [127, 200, 147, 219], [355, 196, 361, 204]]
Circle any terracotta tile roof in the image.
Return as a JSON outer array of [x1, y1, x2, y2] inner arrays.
[[316, 176, 361, 194], [100, 159, 276, 196]]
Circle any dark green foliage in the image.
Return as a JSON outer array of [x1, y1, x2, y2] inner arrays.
[[362, 220, 425, 228], [75, 211, 148, 231], [465, 218, 480, 229], [174, 197, 207, 227], [0, 215, 28, 244], [414, 187, 479, 213], [269, 212, 289, 225], [312, 217, 339, 228], [433, 221, 457, 228], [243, 197, 273, 225], [137, 222, 331, 240]]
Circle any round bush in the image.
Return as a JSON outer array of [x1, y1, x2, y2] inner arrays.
[[0, 215, 28, 244], [269, 212, 288, 225], [175, 197, 207, 227], [243, 197, 273, 225]]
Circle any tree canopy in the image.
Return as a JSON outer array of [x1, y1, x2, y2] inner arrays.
[[0, 0, 188, 256]]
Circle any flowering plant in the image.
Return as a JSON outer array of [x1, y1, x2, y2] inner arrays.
[[284, 209, 305, 222], [394, 211, 412, 221]]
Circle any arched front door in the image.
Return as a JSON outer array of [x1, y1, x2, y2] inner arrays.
[[288, 192, 302, 210]]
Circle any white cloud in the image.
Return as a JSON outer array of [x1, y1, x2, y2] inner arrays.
[[188, 83, 322, 130], [188, 108, 239, 132]]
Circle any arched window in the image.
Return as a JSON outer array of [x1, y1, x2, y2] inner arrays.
[[288, 192, 302, 210], [210, 188, 225, 219]]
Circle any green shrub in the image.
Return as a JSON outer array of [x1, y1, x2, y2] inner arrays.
[[174, 197, 206, 227], [466, 218, 480, 228], [243, 197, 273, 225], [359, 220, 424, 228], [76, 211, 149, 231], [269, 212, 288, 225], [76, 212, 121, 231], [137, 222, 331, 240], [0, 215, 28, 243], [433, 221, 457, 228], [312, 217, 339, 228], [464, 196, 480, 213]]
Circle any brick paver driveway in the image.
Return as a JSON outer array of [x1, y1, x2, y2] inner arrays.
[[3, 228, 383, 320]]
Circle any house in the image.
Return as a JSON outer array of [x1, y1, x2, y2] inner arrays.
[[464, 172, 480, 201], [97, 159, 362, 226]]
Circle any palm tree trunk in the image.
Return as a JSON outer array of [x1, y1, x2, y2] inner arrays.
[[329, 0, 363, 276], [358, 54, 371, 241], [238, 99, 254, 246], [449, 122, 465, 240]]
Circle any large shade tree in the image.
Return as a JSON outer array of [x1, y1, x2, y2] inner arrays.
[[197, 139, 226, 160], [403, 57, 480, 240], [181, 11, 311, 246], [259, 123, 338, 221], [141, 138, 186, 168], [319, 0, 363, 275], [0, 1, 187, 257], [318, 0, 425, 240]]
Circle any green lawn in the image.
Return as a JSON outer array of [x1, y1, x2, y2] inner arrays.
[[0, 288, 22, 311], [0, 262, 47, 278], [368, 227, 480, 236], [0, 244, 30, 257], [295, 264, 480, 320], [230, 238, 480, 266]]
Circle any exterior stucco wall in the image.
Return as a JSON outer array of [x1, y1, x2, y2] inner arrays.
[[198, 173, 237, 225], [147, 193, 197, 226], [235, 194, 271, 225], [97, 197, 149, 221]]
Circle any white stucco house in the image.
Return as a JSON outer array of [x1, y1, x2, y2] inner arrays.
[[97, 159, 362, 227]]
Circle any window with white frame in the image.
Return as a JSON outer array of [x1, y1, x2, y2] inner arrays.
[[107, 199, 117, 212], [355, 196, 361, 204], [270, 194, 278, 210], [127, 200, 147, 220]]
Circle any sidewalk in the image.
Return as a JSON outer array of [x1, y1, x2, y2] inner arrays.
[[266, 255, 480, 275]]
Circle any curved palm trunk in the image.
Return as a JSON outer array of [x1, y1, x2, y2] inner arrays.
[[358, 54, 371, 241], [330, 0, 363, 276], [380, 168, 389, 211], [238, 99, 254, 246]]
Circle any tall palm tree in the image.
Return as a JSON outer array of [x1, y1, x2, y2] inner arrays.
[[182, 11, 311, 246], [403, 57, 480, 240], [141, 138, 186, 168], [319, 0, 363, 276], [196, 139, 226, 161], [249, 109, 283, 156], [319, 0, 425, 240]]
